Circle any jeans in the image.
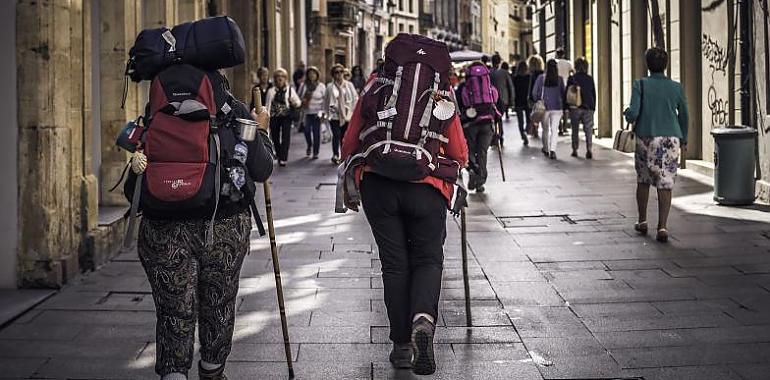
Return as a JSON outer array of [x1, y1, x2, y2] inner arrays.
[[542, 110, 563, 153], [569, 108, 594, 152], [464, 122, 494, 188], [361, 173, 447, 344], [330, 119, 348, 157], [138, 212, 251, 377], [304, 114, 321, 156], [270, 115, 293, 162]]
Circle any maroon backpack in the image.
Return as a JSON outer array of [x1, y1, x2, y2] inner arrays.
[[353, 34, 456, 182]]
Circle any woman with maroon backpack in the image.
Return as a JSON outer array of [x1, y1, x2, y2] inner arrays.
[[460, 62, 500, 193], [340, 34, 468, 375]]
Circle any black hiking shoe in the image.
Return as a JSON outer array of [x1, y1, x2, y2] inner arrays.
[[586, 151, 593, 160], [549, 151, 557, 160], [476, 185, 485, 193], [198, 361, 228, 380], [389, 343, 414, 369], [411, 316, 436, 375]]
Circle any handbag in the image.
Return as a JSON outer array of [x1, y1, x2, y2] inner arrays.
[[531, 84, 546, 123], [613, 79, 644, 153]]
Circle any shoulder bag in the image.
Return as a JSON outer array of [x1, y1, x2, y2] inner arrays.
[[530, 79, 546, 123], [613, 79, 644, 153]]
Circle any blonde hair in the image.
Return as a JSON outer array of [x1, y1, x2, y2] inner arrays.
[[273, 68, 289, 78], [527, 55, 544, 72]]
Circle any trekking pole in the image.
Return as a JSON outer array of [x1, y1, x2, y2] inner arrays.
[[254, 91, 294, 378], [264, 180, 295, 378], [460, 207, 472, 327], [495, 122, 506, 182]]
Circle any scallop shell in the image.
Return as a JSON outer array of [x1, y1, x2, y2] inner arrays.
[[432, 99, 456, 121], [131, 151, 148, 174]]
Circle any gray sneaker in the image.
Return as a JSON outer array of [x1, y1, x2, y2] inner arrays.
[[389, 343, 414, 369], [411, 316, 436, 375]]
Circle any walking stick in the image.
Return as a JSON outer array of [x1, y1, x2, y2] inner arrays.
[[264, 180, 295, 378], [460, 207, 472, 327], [495, 122, 506, 182], [254, 92, 294, 378]]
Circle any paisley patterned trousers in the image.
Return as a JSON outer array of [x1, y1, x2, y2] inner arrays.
[[138, 211, 251, 377]]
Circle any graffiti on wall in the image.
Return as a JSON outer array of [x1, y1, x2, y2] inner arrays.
[[702, 32, 730, 128], [702, 33, 729, 75]]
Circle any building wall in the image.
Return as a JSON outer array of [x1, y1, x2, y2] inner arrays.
[[0, 1, 17, 289]]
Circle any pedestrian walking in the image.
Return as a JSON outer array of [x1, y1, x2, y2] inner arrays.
[[323, 64, 358, 165], [133, 73, 275, 380], [350, 65, 366, 93], [566, 57, 597, 159], [292, 61, 305, 90], [555, 48, 574, 136], [624, 47, 689, 243], [250, 66, 272, 111], [527, 55, 544, 138], [532, 59, 566, 160], [461, 62, 500, 193], [490, 54, 514, 146], [299, 66, 326, 160], [266, 68, 302, 167], [339, 34, 468, 376], [512, 60, 532, 146]]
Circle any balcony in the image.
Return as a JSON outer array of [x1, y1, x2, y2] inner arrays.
[[328, 0, 358, 27]]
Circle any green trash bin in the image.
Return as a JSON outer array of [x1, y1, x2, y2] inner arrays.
[[711, 126, 757, 205]]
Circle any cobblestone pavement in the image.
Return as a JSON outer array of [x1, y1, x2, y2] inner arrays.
[[2, 118, 770, 379]]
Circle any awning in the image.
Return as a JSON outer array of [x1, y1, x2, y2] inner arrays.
[[449, 49, 486, 62]]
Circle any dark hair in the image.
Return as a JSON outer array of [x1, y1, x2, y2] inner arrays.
[[555, 48, 566, 59], [516, 60, 529, 76], [544, 59, 559, 87], [500, 61, 509, 70], [352, 65, 364, 77], [491, 54, 502, 67], [645, 47, 668, 73], [574, 57, 589, 73], [481, 55, 490, 64], [257, 67, 269, 77]]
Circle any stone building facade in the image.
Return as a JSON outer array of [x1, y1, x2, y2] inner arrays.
[[508, 0, 534, 62], [532, 0, 770, 201], [459, 0, 483, 51], [480, 0, 510, 58], [419, 0, 463, 52], [5, 0, 301, 290]]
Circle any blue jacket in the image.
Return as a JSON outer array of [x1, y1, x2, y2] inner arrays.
[[624, 73, 689, 141], [567, 72, 596, 111]]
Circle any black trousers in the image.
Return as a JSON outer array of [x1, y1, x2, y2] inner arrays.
[[361, 173, 447, 344], [330, 119, 348, 157], [464, 122, 494, 188], [515, 106, 531, 142], [270, 115, 293, 162]]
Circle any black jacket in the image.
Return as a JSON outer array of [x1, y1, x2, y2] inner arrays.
[[512, 74, 531, 109]]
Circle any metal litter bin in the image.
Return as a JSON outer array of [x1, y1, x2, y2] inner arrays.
[[711, 126, 757, 205]]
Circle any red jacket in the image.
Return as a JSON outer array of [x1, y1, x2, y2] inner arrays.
[[341, 83, 469, 204]]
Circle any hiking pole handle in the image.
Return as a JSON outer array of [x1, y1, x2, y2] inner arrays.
[[263, 180, 295, 378]]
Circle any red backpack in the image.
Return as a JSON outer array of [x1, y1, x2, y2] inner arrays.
[[353, 34, 457, 182], [124, 64, 265, 242]]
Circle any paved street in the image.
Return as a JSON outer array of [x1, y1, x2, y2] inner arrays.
[[3, 118, 770, 379]]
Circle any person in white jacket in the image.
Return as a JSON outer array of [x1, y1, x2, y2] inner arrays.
[[299, 66, 326, 160], [322, 64, 359, 164], [265, 68, 302, 166]]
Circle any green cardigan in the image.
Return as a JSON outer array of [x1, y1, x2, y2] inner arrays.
[[623, 73, 689, 142]]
